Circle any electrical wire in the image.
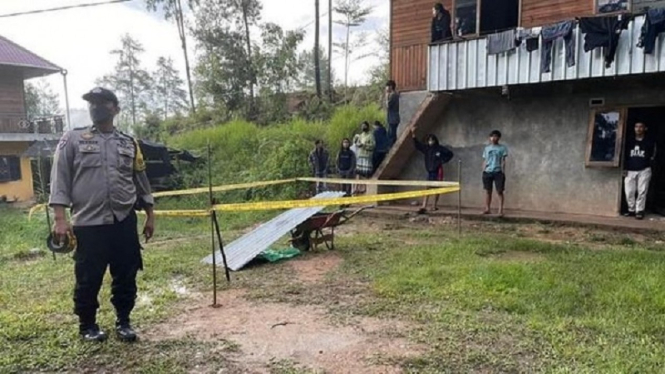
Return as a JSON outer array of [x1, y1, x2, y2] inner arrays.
[[0, 0, 133, 18], [296, 11, 330, 32]]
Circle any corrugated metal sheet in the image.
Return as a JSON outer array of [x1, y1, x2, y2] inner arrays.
[[0, 35, 61, 74], [201, 191, 346, 271], [428, 15, 665, 91]]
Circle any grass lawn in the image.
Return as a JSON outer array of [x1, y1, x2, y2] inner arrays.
[[340, 232, 665, 373], [1, 205, 665, 373]]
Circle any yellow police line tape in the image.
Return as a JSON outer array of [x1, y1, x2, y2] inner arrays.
[[143, 185, 459, 216], [152, 177, 459, 198], [297, 177, 459, 188], [152, 178, 297, 197], [210, 185, 459, 213], [29, 178, 461, 219]]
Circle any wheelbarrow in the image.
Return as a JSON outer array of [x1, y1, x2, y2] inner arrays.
[[290, 206, 370, 251]]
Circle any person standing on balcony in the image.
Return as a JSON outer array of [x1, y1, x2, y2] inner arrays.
[[623, 122, 656, 220], [431, 3, 452, 43], [49, 87, 155, 343], [385, 80, 400, 146]]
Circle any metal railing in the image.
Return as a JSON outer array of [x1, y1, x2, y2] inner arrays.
[[0, 115, 65, 134]]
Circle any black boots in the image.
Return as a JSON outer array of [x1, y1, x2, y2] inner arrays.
[[79, 320, 137, 342], [79, 324, 108, 342], [115, 322, 138, 342]]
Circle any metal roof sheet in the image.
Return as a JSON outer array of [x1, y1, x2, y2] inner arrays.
[[202, 191, 345, 271]]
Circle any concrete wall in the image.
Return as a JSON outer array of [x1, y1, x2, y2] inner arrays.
[[397, 91, 429, 135], [398, 80, 665, 217], [0, 141, 34, 202]]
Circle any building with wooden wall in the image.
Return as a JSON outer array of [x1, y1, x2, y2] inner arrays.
[[0, 35, 62, 203], [381, 0, 665, 218]]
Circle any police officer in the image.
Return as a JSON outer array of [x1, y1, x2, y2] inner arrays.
[[50, 87, 155, 342]]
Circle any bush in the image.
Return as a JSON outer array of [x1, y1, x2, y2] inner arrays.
[[165, 104, 384, 206]]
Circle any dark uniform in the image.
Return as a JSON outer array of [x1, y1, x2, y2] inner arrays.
[[50, 88, 153, 342]]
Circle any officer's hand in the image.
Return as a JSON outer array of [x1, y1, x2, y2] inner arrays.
[[143, 216, 155, 243], [53, 219, 71, 245]]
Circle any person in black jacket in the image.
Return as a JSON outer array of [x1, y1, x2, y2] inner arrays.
[[431, 3, 452, 43], [372, 121, 389, 173], [336, 138, 356, 196], [411, 128, 454, 214]]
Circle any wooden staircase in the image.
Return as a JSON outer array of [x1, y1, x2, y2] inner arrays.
[[374, 93, 453, 180]]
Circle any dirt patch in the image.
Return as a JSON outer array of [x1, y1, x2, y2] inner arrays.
[[290, 252, 343, 283], [149, 289, 422, 374], [492, 251, 546, 263]]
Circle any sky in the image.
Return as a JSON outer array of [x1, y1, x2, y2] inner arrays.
[[0, 0, 388, 126]]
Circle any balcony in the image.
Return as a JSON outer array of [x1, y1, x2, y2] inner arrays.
[[0, 115, 64, 141], [428, 14, 665, 91]]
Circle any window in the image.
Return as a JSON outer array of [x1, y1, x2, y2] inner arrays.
[[452, 0, 520, 37], [585, 109, 627, 167], [455, 0, 477, 36], [0, 156, 22, 182], [480, 0, 520, 35], [597, 0, 629, 14], [632, 0, 665, 13]]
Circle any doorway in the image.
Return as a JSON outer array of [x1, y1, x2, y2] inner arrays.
[[621, 106, 665, 215]]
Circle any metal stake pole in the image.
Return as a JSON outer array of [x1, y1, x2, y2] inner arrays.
[[38, 147, 55, 261], [210, 207, 217, 306], [212, 211, 231, 283], [207, 142, 219, 307], [458, 159, 462, 236], [61, 70, 71, 130]]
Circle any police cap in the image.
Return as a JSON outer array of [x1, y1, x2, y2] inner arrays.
[[82, 87, 119, 106]]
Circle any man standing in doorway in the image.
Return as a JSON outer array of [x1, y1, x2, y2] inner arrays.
[[624, 122, 656, 220], [385, 80, 400, 146], [50, 87, 155, 342]]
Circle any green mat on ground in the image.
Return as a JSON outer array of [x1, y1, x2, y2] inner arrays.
[[258, 247, 302, 263]]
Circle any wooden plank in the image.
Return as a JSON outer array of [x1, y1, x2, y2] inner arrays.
[[521, 0, 594, 27], [391, 44, 428, 91]]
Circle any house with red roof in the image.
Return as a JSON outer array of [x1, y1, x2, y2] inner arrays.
[[0, 35, 63, 203]]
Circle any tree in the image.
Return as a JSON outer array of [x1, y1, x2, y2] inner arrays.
[[256, 24, 304, 93], [194, 0, 255, 114], [352, 28, 389, 106], [145, 0, 198, 113], [328, 0, 333, 99], [333, 0, 372, 88], [97, 34, 152, 130], [254, 23, 305, 123], [24, 80, 61, 119], [314, 0, 322, 98], [296, 47, 333, 92], [232, 0, 262, 115], [152, 56, 189, 120]]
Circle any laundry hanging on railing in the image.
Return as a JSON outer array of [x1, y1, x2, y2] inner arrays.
[[487, 29, 517, 55], [541, 20, 576, 73], [579, 15, 631, 68], [638, 8, 665, 54], [516, 27, 541, 52]]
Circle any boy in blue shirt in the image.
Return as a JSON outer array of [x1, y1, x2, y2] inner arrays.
[[482, 130, 508, 216]]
